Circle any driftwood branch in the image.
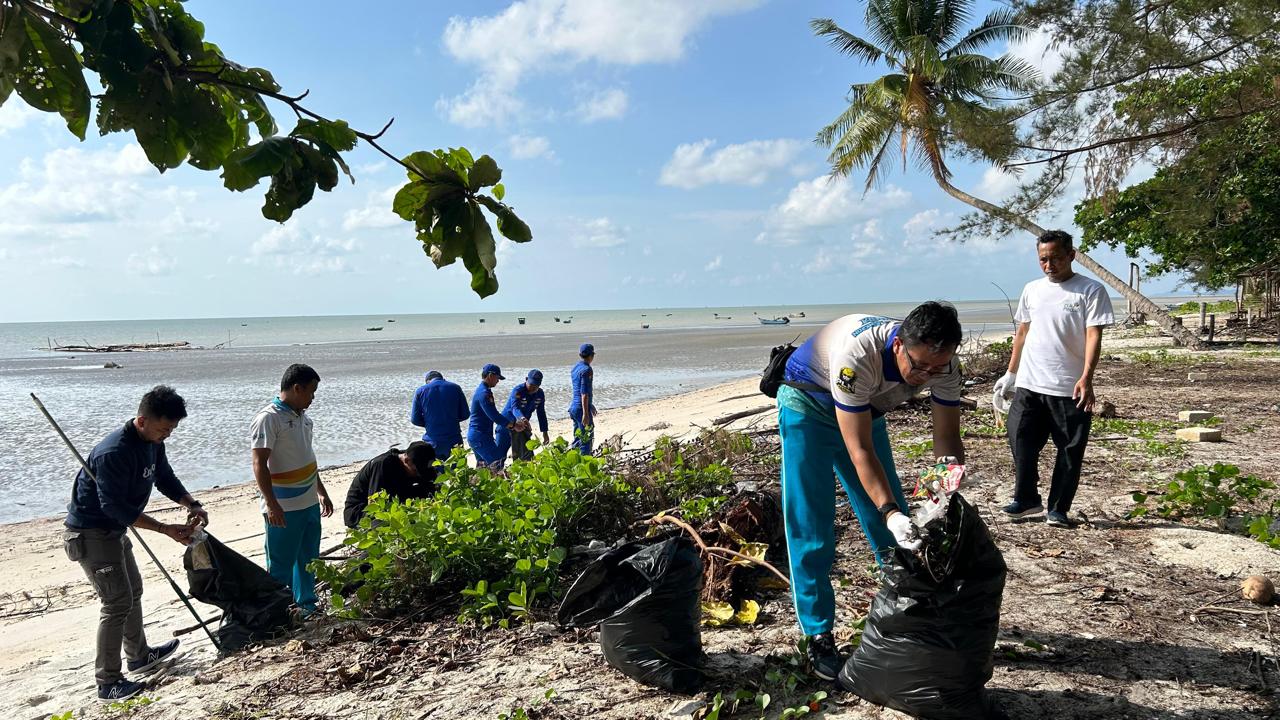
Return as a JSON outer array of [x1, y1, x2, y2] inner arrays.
[[646, 514, 790, 587]]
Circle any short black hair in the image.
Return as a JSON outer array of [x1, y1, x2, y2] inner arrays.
[[1037, 229, 1073, 250], [138, 385, 187, 421], [403, 440, 436, 474], [280, 363, 320, 391], [899, 301, 962, 352]]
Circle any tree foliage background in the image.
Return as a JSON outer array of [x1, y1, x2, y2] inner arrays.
[[947, 0, 1279, 290], [0, 0, 530, 297]]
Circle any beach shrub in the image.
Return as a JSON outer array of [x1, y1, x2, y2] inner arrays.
[[314, 439, 635, 625], [1130, 463, 1275, 520], [651, 435, 737, 520]]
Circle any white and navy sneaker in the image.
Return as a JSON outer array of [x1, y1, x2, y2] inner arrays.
[[126, 639, 179, 675]]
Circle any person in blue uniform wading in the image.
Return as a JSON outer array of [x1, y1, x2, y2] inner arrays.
[[567, 343, 597, 455], [410, 370, 470, 460], [497, 369, 550, 463], [468, 364, 516, 470], [777, 302, 967, 681]]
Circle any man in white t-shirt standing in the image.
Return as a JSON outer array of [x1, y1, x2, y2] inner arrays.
[[995, 230, 1115, 528], [250, 363, 334, 613]]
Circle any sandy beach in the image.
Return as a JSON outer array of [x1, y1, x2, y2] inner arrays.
[[0, 375, 781, 718], [4, 320, 1278, 720]]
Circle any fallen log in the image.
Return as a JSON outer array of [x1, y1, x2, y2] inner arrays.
[[713, 405, 773, 426]]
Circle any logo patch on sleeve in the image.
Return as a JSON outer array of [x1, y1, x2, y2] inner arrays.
[[836, 367, 857, 393]]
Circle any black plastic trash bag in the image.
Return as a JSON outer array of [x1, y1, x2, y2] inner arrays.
[[839, 493, 1007, 719], [557, 535, 705, 694], [184, 531, 295, 652]]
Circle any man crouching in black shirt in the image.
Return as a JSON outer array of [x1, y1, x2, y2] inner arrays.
[[343, 441, 438, 528]]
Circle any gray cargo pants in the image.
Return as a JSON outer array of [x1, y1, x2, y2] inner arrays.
[[63, 526, 149, 686]]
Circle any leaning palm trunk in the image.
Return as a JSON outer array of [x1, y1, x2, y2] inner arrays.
[[936, 177, 1205, 350]]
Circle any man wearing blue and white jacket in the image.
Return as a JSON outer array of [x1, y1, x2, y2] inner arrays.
[[63, 385, 208, 703], [777, 302, 966, 682], [468, 364, 516, 470], [410, 370, 470, 458], [497, 369, 550, 462]]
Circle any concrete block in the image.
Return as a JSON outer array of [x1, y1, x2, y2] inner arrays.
[[1176, 426, 1222, 442], [1187, 372, 1209, 382], [1178, 410, 1215, 423]]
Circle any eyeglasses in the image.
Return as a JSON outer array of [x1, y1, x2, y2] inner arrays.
[[902, 349, 952, 377]]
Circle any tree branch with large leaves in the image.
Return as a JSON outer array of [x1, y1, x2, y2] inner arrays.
[[0, 0, 529, 297]]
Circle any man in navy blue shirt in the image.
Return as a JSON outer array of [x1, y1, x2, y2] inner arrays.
[[63, 385, 208, 702], [568, 343, 597, 455], [497, 369, 550, 462], [468, 364, 517, 470], [410, 370, 470, 460]]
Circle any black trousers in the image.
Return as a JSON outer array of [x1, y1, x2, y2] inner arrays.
[[1007, 388, 1093, 513]]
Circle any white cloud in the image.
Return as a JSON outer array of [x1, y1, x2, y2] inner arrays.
[[756, 175, 911, 246], [704, 255, 722, 271], [1008, 28, 1065, 80], [248, 225, 360, 275], [354, 161, 388, 175], [859, 218, 883, 242], [126, 246, 177, 276], [571, 217, 627, 248], [342, 186, 402, 231], [0, 101, 46, 136], [0, 145, 153, 229], [438, 0, 764, 127], [669, 270, 688, 285], [575, 87, 628, 122], [803, 241, 881, 275], [901, 208, 1003, 253], [660, 138, 804, 189], [977, 166, 1020, 202], [508, 134, 555, 160], [903, 209, 948, 246]]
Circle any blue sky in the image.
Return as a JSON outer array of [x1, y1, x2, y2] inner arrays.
[[0, 0, 1190, 322]]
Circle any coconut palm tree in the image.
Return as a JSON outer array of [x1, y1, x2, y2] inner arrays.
[[812, 0, 1202, 348]]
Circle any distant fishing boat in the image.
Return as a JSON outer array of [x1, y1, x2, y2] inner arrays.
[[755, 312, 790, 325], [479, 318, 485, 323], [788, 311, 806, 318], [366, 326, 383, 332], [554, 317, 561, 322], [641, 324, 650, 329], [387, 319, 396, 322], [518, 317, 526, 325], [563, 319, 572, 324]]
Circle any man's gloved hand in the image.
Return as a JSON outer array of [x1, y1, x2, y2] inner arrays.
[[886, 512, 921, 551], [992, 370, 1017, 414]]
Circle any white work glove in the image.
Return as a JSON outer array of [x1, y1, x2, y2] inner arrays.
[[886, 511, 921, 551], [935, 455, 959, 466], [992, 371, 1017, 414]]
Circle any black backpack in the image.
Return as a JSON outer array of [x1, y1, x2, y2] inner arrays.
[[760, 342, 826, 398]]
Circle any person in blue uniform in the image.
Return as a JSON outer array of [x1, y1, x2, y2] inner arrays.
[[497, 369, 550, 462], [567, 343, 597, 455], [468, 364, 516, 470], [410, 370, 470, 459]]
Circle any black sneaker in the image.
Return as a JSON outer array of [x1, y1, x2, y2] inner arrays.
[[1002, 500, 1044, 518], [806, 632, 842, 681], [97, 678, 145, 703], [126, 638, 179, 674], [1046, 511, 1072, 528]]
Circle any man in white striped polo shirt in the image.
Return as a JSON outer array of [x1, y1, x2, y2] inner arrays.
[[250, 364, 334, 613]]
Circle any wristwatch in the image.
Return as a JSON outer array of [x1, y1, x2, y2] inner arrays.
[[877, 502, 900, 517]]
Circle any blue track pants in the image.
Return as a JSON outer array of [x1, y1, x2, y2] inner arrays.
[[264, 503, 321, 611], [777, 386, 909, 636]]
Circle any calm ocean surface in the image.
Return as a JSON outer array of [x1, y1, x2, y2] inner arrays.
[[0, 298, 1131, 524]]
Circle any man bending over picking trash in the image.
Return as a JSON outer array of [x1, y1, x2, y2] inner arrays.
[[776, 301, 966, 680]]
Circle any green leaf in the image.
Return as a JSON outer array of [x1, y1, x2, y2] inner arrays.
[[392, 181, 428, 221], [475, 195, 533, 243], [15, 13, 90, 139], [468, 155, 502, 190], [492, 183, 505, 201], [221, 136, 294, 191], [291, 118, 358, 152]]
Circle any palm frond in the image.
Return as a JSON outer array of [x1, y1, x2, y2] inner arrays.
[[810, 18, 887, 66], [864, 0, 912, 59], [934, 0, 974, 46], [861, 129, 898, 191], [827, 107, 901, 178], [816, 76, 907, 147], [946, 54, 1040, 96], [944, 9, 1028, 57]]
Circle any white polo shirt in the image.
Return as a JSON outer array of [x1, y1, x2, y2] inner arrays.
[[250, 398, 319, 512], [784, 314, 963, 416]]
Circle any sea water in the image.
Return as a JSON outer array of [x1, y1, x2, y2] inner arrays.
[[0, 299, 1047, 524]]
